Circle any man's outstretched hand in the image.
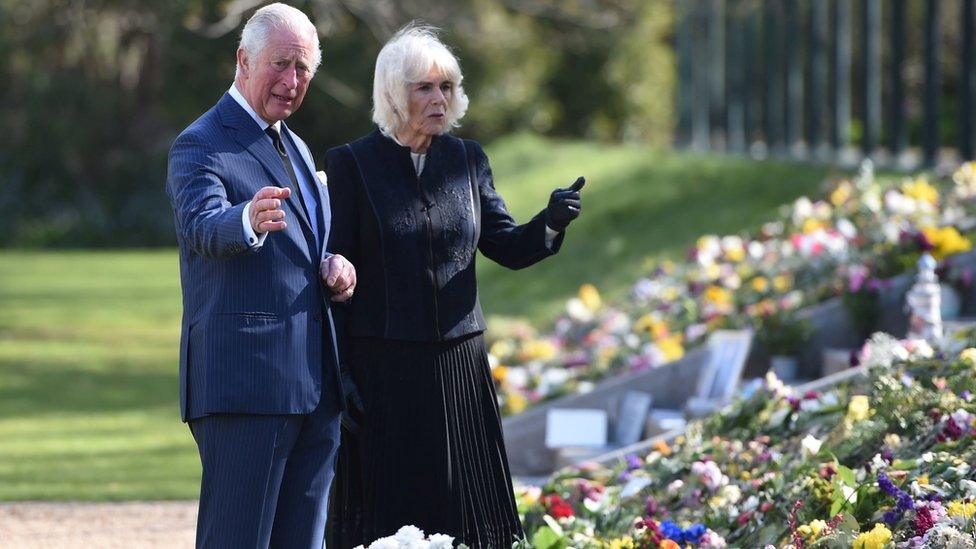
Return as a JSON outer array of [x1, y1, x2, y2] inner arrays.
[[249, 186, 292, 234]]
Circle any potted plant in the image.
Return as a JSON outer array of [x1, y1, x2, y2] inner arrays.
[[755, 308, 812, 381]]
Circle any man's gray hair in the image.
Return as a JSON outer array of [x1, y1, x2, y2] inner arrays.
[[235, 3, 321, 78], [372, 24, 469, 137]]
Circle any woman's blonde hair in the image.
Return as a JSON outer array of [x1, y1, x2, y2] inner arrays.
[[371, 24, 469, 137]]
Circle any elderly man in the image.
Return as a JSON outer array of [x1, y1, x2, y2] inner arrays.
[[165, 4, 354, 547]]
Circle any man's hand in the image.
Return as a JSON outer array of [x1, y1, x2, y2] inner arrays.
[[320, 254, 356, 302], [249, 186, 292, 234]]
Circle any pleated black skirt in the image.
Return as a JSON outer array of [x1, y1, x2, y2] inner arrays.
[[328, 333, 524, 549]]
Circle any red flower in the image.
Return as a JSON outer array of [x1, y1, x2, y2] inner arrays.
[[915, 506, 937, 537], [542, 494, 574, 519]]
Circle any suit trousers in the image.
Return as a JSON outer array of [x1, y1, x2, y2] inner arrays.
[[189, 393, 342, 549]]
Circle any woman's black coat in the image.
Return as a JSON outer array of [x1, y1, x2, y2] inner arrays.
[[324, 129, 562, 342]]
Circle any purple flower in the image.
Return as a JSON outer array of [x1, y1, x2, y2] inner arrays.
[[625, 453, 643, 471], [878, 472, 900, 497], [883, 509, 902, 525]]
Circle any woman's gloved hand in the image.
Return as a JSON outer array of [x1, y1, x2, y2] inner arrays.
[[545, 176, 585, 232]]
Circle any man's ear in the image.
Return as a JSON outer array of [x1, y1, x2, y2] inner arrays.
[[237, 48, 249, 78]]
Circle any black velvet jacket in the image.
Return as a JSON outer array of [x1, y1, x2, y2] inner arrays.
[[324, 130, 563, 342]]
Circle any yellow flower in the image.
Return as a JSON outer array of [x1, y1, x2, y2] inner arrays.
[[520, 339, 558, 361], [798, 519, 828, 541], [725, 246, 745, 263], [491, 365, 508, 383], [578, 283, 602, 311], [703, 285, 733, 307], [739, 471, 751, 481], [830, 182, 852, 206], [656, 334, 685, 362], [607, 537, 635, 549], [751, 277, 769, 293], [658, 541, 680, 549], [948, 500, 976, 519], [960, 348, 976, 366], [847, 395, 871, 422], [884, 433, 902, 448], [853, 523, 892, 549], [773, 275, 791, 293], [902, 177, 939, 205], [489, 339, 515, 360], [802, 218, 826, 234], [505, 392, 528, 415], [917, 475, 929, 486], [634, 314, 669, 339], [922, 226, 973, 260]]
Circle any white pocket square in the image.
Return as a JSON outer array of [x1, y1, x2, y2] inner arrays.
[[316, 170, 328, 186]]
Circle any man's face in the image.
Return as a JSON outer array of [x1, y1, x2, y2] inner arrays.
[[237, 27, 316, 123]]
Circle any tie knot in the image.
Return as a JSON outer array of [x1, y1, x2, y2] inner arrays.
[[265, 126, 287, 156]]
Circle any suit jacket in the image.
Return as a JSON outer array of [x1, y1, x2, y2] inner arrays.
[[324, 130, 562, 342], [166, 92, 342, 421]]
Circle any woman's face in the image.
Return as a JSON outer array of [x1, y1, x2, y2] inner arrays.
[[404, 66, 453, 138]]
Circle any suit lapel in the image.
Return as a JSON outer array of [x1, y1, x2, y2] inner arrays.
[[218, 94, 316, 260], [282, 125, 330, 259]]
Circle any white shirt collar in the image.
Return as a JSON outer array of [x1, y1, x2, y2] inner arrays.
[[228, 83, 281, 133]]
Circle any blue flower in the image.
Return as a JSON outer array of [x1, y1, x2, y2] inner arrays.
[[683, 523, 707, 544], [660, 520, 684, 542]]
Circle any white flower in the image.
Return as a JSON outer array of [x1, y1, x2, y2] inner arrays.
[[427, 534, 454, 549], [748, 240, 765, 261], [801, 434, 823, 457], [367, 537, 400, 549], [719, 484, 742, 504], [667, 479, 684, 494], [566, 298, 593, 322], [742, 495, 759, 511], [959, 479, 976, 497], [394, 525, 426, 544], [836, 218, 858, 240], [504, 367, 529, 390]]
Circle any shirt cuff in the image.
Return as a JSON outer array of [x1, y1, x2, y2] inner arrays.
[[242, 201, 268, 249], [544, 226, 559, 249]]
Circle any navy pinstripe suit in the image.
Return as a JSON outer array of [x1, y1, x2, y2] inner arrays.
[[166, 92, 344, 548]]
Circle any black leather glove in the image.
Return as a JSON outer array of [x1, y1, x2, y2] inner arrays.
[[545, 176, 585, 232]]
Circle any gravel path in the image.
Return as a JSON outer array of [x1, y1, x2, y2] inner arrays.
[[0, 501, 197, 548]]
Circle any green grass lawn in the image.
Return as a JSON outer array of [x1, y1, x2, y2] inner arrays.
[[479, 133, 841, 324], [0, 135, 840, 500]]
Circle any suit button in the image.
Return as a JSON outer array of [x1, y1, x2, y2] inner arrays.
[[313, 313, 322, 322]]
